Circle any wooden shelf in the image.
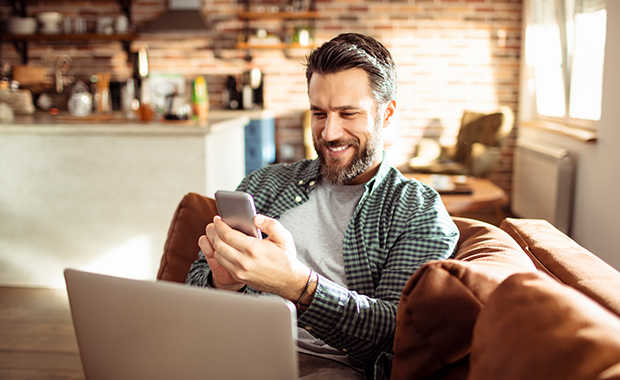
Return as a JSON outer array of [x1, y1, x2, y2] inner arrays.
[[2, 33, 137, 42], [237, 11, 320, 20], [237, 1, 318, 59], [2, 0, 134, 64], [235, 42, 316, 50]]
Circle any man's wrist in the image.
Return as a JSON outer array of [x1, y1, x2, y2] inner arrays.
[[295, 271, 318, 314]]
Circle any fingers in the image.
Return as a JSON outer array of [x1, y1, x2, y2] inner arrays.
[[209, 214, 302, 296], [199, 220, 237, 262], [198, 226, 215, 258], [210, 216, 248, 266], [199, 218, 226, 253]]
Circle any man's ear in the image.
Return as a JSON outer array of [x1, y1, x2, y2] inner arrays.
[[382, 100, 397, 128]]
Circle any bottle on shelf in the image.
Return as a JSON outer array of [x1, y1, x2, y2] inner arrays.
[[192, 76, 209, 123]]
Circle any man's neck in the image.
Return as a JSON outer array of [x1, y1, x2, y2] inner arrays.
[[347, 159, 382, 185]]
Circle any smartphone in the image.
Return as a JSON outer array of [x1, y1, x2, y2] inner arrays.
[[214, 190, 262, 239]]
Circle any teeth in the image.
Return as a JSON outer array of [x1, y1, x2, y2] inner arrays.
[[330, 145, 348, 152]]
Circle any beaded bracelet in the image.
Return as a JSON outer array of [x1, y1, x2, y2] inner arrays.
[[295, 269, 314, 308]]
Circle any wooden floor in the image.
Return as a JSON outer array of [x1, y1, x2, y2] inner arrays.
[[0, 287, 84, 379]]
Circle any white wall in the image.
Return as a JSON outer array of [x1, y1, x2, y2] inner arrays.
[[517, 1, 620, 270]]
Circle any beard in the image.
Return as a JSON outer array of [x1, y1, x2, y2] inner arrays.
[[314, 119, 382, 186]]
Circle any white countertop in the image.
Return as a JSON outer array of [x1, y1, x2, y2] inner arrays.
[[0, 109, 275, 135]]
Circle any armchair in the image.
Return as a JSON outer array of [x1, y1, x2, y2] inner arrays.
[[408, 106, 514, 177]]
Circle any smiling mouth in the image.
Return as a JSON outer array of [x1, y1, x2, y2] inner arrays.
[[315, 137, 359, 159], [328, 145, 349, 152]]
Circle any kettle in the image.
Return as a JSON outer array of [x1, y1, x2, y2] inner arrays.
[[68, 81, 92, 117]]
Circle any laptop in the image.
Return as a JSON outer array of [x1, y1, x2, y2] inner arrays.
[[64, 269, 299, 380]]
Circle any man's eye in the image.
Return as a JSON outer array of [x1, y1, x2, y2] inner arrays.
[[341, 112, 356, 117], [313, 112, 326, 119]]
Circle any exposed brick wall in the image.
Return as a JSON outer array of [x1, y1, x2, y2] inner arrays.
[[1, 0, 521, 195]]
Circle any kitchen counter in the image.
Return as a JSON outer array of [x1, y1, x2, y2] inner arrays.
[[0, 110, 252, 288], [0, 110, 264, 135]]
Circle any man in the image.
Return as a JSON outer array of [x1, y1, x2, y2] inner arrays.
[[186, 33, 459, 380]]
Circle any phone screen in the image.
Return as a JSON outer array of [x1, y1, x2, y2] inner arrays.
[[214, 190, 262, 239]]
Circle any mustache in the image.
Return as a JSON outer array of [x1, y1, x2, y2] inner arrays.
[[315, 137, 360, 150]]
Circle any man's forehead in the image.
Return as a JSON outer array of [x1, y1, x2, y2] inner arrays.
[[308, 68, 369, 86], [308, 70, 373, 104]]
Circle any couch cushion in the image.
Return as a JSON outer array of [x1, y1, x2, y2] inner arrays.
[[157, 193, 218, 283], [391, 218, 536, 380], [500, 217, 620, 317], [468, 271, 620, 380]]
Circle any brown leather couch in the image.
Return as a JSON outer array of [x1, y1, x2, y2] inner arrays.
[[158, 193, 620, 380]]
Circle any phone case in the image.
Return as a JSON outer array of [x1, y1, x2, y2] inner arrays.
[[214, 190, 262, 239]]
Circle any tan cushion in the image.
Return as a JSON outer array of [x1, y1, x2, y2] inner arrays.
[[500, 218, 620, 317], [157, 193, 218, 283], [468, 271, 620, 380], [391, 218, 536, 380]]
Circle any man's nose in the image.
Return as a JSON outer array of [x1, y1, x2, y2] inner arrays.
[[321, 115, 344, 141]]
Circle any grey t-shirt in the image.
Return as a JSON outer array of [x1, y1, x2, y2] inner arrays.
[[278, 178, 366, 369]]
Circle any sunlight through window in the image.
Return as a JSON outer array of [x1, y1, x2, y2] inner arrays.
[[526, 0, 607, 127], [569, 9, 607, 120]]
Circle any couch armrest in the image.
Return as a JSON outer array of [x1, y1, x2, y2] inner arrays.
[[500, 218, 620, 317], [468, 271, 620, 380], [391, 218, 536, 380], [157, 193, 218, 283]]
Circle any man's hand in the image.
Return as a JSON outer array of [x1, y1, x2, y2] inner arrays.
[[198, 223, 246, 291], [208, 214, 311, 301]]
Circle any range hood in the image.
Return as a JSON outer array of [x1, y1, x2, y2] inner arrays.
[[140, 0, 213, 35]]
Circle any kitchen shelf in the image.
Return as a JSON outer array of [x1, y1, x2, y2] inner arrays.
[[2, 33, 136, 65], [2, 0, 133, 64], [237, 1, 318, 60], [235, 42, 317, 50], [2, 33, 137, 42], [237, 11, 320, 20]]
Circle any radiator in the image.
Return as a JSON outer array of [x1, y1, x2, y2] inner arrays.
[[511, 138, 574, 234]]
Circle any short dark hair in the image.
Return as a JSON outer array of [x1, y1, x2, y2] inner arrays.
[[304, 33, 397, 107]]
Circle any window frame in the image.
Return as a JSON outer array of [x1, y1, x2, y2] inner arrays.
[[524, 0, 607, 131]]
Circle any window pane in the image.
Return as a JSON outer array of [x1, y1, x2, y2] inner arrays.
[[535, 65, 566, 117], [568, 8, 607, 120], [531, 0, 566, 117]]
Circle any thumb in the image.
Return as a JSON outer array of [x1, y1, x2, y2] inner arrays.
[[254, 214, 293, 246]]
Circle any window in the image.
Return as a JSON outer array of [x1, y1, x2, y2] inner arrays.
[[525, 0, 607, 128]]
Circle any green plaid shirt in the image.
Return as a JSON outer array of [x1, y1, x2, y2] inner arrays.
[[187, 156, 459, 379]]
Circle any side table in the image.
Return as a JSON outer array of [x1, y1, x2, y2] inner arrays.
[[404, 174, 509, 221]]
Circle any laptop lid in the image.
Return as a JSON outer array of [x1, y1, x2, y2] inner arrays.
[[64, 269, 298, 380]]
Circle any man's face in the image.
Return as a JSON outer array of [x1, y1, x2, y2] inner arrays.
[[308, 68, 394, 186]]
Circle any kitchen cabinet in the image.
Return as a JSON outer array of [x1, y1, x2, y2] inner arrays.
[[244, 111, 276, 175], [200, 109, 275, 176], [1, 0, 134, 64]]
